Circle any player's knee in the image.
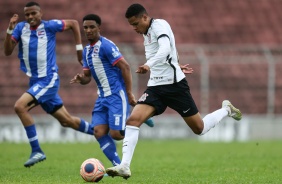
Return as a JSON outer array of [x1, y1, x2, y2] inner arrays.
[[194, 129, 202, 135], [126, 117, 142, 127], [94, 128, 107, 139], [94, 129, 101, 138], [58, 117, 74, 128], [109, 131, 124, 140], [14, 104, 20, 114], [191, 126, 204, 135], [14, 103, 24, 114]]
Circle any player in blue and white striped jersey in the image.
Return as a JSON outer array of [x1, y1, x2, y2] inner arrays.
[[70, 14, 154, 168], [3, 1, 93, 168]]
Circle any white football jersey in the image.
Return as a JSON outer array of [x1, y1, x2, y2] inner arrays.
[[143, 19, 185, 86]]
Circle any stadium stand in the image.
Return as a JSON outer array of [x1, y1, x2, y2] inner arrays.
[[0, 0, 282, 115]]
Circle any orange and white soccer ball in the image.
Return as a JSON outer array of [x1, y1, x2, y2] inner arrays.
[[80, 158, 105, 182]]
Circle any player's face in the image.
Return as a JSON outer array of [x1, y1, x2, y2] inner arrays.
[[128, 14, 149, 34], [24, 5, 42, 28], [83, 20, 100, 44]]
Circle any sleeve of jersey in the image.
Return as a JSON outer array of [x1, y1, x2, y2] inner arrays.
[[102, 40, 123, 66], [145, 36, 171, 68], [11, 23, 21, 43], [48, 19, 65, 32]]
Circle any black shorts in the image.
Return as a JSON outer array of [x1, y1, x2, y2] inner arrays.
[[137, 78, 198, 117]]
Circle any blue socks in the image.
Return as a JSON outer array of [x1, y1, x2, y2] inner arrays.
[[144, 117, 154, 127], [25, 124, 42, 153], [78, 119, 94, 135], [97, 135, 121, 166]]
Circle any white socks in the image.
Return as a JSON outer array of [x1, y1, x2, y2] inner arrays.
[[118, 108, 228, 167], [200, 108, 228, 135], [121, 125, 140, 167]]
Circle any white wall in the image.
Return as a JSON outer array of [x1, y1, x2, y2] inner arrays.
[[0, 115, 281, 143]]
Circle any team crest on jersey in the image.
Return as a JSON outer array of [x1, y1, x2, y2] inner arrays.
[[37, 29, 46, 37], [138, 93, 149, 102], [147, 33, 151, 43], [94, 45, 100, 53], [91, 45, 100, 57], [111, 47, 120, 58]]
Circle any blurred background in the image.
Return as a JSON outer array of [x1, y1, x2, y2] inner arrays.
[[0, 0, 281, 142]]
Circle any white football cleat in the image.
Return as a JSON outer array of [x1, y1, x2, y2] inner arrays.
[[106, 164, 131, 180], [222, 100, 242, 121]]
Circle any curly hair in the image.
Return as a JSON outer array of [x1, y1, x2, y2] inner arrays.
[[83, 14, 102, 26]]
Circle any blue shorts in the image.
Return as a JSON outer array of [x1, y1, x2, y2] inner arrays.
[[27, 73, 63, 114], [91, 90, 130, 131]]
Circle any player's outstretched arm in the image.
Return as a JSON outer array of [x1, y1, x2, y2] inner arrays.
[[63, 19, 83, 65], [4, 14, 18, 56]]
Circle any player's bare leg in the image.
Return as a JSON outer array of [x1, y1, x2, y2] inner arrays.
[[183, 100, 242, 136]]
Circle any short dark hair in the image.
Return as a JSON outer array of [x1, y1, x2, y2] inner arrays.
[[125, 3, 147, 18], [83, 14, 102, 25], [25, 1, 40, 7]]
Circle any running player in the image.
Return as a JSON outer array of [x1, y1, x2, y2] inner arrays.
[[106, 3, 242, 179], [70, 14, 154, 167], [3, 1, 93, 167]]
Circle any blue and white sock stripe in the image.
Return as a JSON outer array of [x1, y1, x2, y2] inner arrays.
[[84, 122, 89, 133], [101, 143, 110, 151], [29, 135, 38, 142]]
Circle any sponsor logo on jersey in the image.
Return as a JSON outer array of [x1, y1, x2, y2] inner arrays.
[[53, 19, 62, 25], [111, 47, 120, 58], [150, 76, 164, 80]]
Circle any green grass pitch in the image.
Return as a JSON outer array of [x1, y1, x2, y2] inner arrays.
[[0, 140, 281, 184]]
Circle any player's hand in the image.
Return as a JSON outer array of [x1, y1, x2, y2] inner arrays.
[[180, 64, 193, 74], [76, 50, 83, 65], [70, 73, 83, 84], [136, 65, 150, 74], [9, 14, 19, 30], [127, 92, 137, 106]]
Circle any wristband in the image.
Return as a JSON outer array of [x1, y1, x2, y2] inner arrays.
[[76, 44, 83, 51], [7, 29, 13, 35]]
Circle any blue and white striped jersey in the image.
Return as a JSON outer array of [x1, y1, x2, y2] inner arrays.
[[12, 19, 65, 78], [83, 36, 125, 97]]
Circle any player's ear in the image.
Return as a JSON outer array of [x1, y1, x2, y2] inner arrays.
[[143, 14, 148, 21]]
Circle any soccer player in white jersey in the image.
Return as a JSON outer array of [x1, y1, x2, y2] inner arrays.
[[3, 1, 94, 167], [70, 14, 154, 168], [106, 3, 243, 179]]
